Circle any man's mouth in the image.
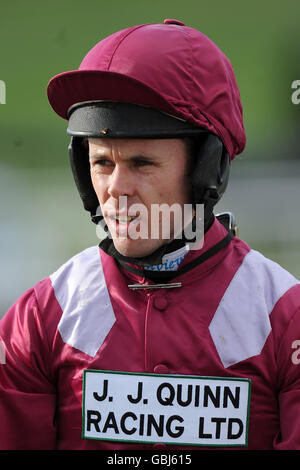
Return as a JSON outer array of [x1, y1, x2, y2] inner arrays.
[[108, 214, 141, 225]]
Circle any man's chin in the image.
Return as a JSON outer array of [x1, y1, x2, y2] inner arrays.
[[113, 238, 164, 260]]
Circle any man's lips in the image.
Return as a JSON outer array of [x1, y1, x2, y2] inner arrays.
[[107, 214, 141, 225]]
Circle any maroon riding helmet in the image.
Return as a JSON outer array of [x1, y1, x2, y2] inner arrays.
[[47, 19, 246, 225]]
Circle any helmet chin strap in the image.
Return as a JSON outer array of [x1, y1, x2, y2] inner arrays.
[[99, 212, 214, 268], [98, 208, 236, 287], [114, 219, 234, 287]]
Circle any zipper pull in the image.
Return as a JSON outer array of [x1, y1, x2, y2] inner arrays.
[[128, 282, 182, 290]]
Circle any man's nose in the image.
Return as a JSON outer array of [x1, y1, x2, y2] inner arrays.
[[107, 166, 135, 199]]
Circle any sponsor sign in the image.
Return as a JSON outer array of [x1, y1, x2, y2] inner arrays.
[[82, 370, 251, 447]]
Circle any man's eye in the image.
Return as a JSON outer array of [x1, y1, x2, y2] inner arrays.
[[93, 159, 111, 166], [134, 159, 152, 167]]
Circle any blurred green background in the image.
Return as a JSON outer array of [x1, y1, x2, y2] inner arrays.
[[1, 0, 300, 314]]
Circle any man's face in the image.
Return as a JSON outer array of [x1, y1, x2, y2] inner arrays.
[[89, 137, 192, 258]]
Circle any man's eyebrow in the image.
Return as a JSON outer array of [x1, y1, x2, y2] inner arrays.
[[130, 155, 156, 161], [88, 149, 110, 161], [89, 152, 104, 161], [89, 152, 157, 161]]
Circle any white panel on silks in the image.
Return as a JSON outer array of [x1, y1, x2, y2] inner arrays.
[[50, 246, 116, 357], [209, 250, 299, 368]]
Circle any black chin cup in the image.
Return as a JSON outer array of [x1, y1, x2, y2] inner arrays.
[[191, 133, 230, 220], [68, 136, 99, 217]]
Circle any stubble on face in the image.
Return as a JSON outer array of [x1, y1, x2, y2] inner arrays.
[[88, 137, 192, 258]]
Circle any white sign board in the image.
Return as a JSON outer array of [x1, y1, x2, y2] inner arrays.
[[82, 370, 251, 447]]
